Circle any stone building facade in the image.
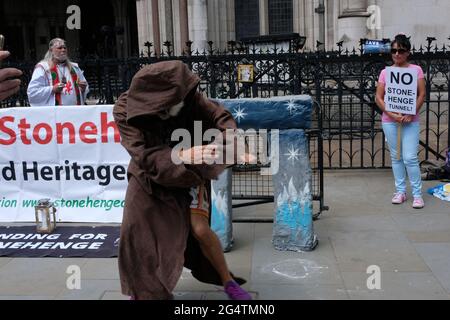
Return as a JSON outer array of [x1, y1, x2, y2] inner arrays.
[[1, 0, 448, 60], [136, 0, 450, 55]]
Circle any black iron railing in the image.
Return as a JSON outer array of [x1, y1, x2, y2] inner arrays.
[[2, 38, 449, 169], [3, 38, 449, 218]]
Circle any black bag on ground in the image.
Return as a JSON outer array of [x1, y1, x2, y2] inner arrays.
[[420, 159, 450, 181]]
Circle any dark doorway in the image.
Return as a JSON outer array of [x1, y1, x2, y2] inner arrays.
[[0, 0, 139, 60], [127, 0, 139, 56], [79, 0, 116, 58]]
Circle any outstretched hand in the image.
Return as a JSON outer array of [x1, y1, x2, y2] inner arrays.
[[178, 145, 219, 164], [178, 144, 257, 165]]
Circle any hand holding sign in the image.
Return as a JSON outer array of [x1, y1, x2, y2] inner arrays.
[[385, 111, 403, 123], [400, 114, 414, 123], [384, 67, 418, 116]]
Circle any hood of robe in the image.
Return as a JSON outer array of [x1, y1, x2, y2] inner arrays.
[[126, 60, 200, 125]]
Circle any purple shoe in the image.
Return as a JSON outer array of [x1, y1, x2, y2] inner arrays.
[[224, 281, 252, 300]]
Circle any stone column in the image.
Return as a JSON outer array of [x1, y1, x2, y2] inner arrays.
[[207, 0, 219, 47], [207, 0, 235, 51], [188, 0, 208, 53], [303, 0, 317, 51], [326, 0, 338, 50], [177, 0, 189, 55], [337, 0, 370, 49], [136, 0, 152, 55], [259, 0, 269, 36], [151, 0, 161, 56], [293, 0, 305, 37], [226, 0, 236, 44], [158, 0, 174, 51], [317, 0, 326, 49], [295, 0, 329, 50], [291, 0, 316, 51]]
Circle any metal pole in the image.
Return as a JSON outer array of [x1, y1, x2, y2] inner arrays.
[[151, 0, 161, 57], [179, 0, 189, 55]]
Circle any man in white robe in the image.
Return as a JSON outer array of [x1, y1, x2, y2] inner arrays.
[[27, 38, 89, 106]]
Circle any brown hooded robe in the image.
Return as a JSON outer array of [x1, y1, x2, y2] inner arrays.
[[113, 61, 240, 300]]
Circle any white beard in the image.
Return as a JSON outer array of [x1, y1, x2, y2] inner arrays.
[[53, 55, 67, 63]]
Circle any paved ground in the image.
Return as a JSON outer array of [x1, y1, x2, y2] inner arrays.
[[1, 170, 449, 300]]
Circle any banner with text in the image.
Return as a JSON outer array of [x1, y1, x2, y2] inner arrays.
[[0, 105, 129, 222], [0, 226, 120, 257], [384, 67, 418, 115]]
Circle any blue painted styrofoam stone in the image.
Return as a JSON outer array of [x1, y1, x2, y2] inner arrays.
[[211, 169, 233, 252], [216, 95, 312, 130], [272, 129, 318, 252]]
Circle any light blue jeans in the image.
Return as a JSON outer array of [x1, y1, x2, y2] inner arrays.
[[382, 121, 422, 198]]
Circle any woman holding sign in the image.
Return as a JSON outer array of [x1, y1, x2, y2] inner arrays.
[[376, 34, 426, 209]]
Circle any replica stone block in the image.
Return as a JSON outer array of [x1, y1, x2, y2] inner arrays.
[[211, 169, 233, 252], [272, 129, 318, 252], [211, 95, 317, 252], [216, 95, 312, 130]]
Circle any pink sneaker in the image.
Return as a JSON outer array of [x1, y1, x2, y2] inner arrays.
[[412, 197, 424, 209], [392, 193, 407, 204], [224, 281, 252, 300]]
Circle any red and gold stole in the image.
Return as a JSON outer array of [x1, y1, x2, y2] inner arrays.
[[49, 63, 82, 105]]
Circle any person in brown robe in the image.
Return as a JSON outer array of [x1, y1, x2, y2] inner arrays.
[[113, 60, 251, 300]]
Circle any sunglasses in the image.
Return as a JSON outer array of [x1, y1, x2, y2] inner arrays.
[[391, 48, 408, 54]]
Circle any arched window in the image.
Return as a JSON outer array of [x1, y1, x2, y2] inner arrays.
[[268, 0, 293, 35]]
